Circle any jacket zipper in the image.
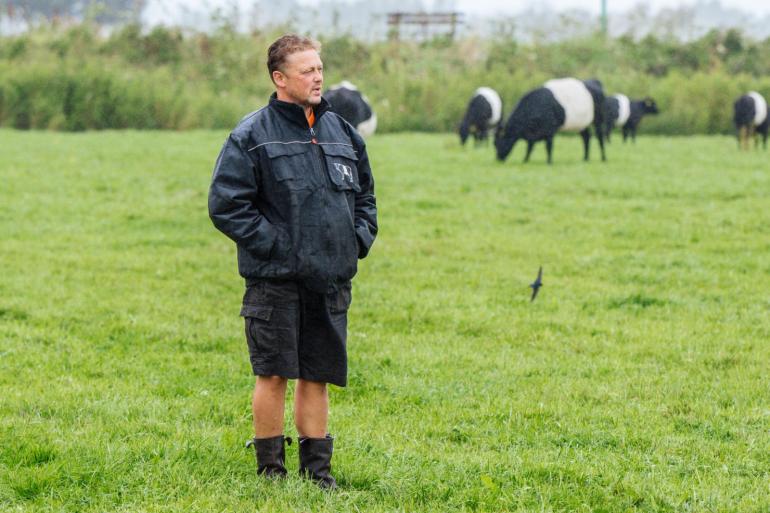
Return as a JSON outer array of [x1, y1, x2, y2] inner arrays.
[[309, 125, 334, 281]]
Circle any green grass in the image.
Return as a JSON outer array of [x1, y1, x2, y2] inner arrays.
[[1, 129, 769, 512]]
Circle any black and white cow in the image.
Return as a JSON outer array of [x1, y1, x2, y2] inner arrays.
[[495, 77, 606, 164], [604, 95, 659, 143], [323, 80, 377, 137], [603, 94, 629, 142], [734, 91, 768, 150], [605, 94, 660, 142], [459, 87, 502, 146]]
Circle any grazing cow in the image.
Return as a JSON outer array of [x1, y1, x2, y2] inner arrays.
[[622, 97, 659, 143], [495, 77, 606, 164], [603, 94, 630, 142], [324, 80, 377, 137], [604, 95, 659, 143], [459, 87, 502, 146], [734, 91, 768, 150]]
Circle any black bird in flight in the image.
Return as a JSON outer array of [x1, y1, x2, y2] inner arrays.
[[529, 266, 543, 302]]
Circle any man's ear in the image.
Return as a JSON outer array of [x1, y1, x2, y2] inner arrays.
[[272, 70, 285, 87]]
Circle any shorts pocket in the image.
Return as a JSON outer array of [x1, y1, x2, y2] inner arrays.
[[327, 283, 352, 314], [243, 303, 297, 362], [242, 304, 276, 358], [240, 304, 273, 320]]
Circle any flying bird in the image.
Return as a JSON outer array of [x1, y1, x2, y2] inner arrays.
[[529, 266, 543, 302]]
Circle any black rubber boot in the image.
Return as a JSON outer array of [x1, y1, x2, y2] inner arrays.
[[298, 435, 337, 489], [245, 435, 292, 478]]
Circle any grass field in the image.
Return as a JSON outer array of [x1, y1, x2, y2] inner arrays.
[[1, 128, 769, 512]]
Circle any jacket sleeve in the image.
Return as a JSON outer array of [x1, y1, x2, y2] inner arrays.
[[208, 134, 278, 259], [351, 130, 378, 258]]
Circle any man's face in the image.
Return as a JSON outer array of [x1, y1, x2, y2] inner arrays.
[[274, 49, 323, 108]]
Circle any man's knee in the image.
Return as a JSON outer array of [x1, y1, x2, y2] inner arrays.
[[297, 379, 327, 390], [256, 375, 288, 391]]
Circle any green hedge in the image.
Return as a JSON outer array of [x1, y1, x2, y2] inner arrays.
[[0, 63, 255, 130], [2, 24, 770, 134]]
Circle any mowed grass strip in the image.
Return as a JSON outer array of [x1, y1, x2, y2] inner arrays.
[[1, 129, 769, 512]]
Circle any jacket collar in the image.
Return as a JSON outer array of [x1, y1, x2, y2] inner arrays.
[[268, 92, 331, 128]]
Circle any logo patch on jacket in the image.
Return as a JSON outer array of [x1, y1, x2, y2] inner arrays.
[[333, 162, 354, 182]]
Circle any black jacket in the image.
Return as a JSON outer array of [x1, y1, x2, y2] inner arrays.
[[208, 93, 378, 292]]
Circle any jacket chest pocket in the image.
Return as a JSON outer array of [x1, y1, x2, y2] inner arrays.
[[263, 142, 317, 190], [320, 144, 361, 192]]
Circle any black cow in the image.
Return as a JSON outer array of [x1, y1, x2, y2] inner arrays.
[[459, 87, 502, 146], [495, 77, 606, 164], [323, 81, 377, 137], [734, 92, 768, 150]]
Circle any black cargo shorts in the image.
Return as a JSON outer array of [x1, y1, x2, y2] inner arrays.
[[240, 279, 352, 387]]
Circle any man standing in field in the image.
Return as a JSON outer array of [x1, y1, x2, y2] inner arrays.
[[208, 34, 377, 489]]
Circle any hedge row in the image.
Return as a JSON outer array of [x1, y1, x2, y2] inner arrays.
[[0, 64, 251, 130], [2, 25, 770, 134]]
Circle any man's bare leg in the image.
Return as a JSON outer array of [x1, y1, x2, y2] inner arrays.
[[252, 376, 288, 437], [294, 379, 328, 438]]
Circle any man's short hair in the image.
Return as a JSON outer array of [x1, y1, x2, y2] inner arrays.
[[267, 34, 321, 83]]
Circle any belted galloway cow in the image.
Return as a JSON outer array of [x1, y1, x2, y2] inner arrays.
[[324, 81, 377, 137], [495, 77, 606, 164]]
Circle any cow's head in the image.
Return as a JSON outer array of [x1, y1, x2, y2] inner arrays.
[[459, 122, 471, 145], [643, 97, 659, 114], [494, 123, 516, 162]]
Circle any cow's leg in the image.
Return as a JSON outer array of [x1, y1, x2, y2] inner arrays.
[[545, 136, 554, 165], [580, 128, 591, 161], [596, 122, 606, 161], [524, 140, 535, 163], [622, 126, 629, 143]]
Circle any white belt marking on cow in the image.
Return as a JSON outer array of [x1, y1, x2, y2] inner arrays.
[[613, 93, 631, 126], [475, 87, 502, 126], [748, 91, 768, 125], [544, 78, 594, 131]]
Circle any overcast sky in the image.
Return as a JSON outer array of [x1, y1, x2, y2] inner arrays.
[[307, 0, 770, 16], [142, 0, 770, 35], [147, 0, 770, 17]]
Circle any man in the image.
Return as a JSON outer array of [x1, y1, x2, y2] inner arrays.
[[208, 34, 377, 489]]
